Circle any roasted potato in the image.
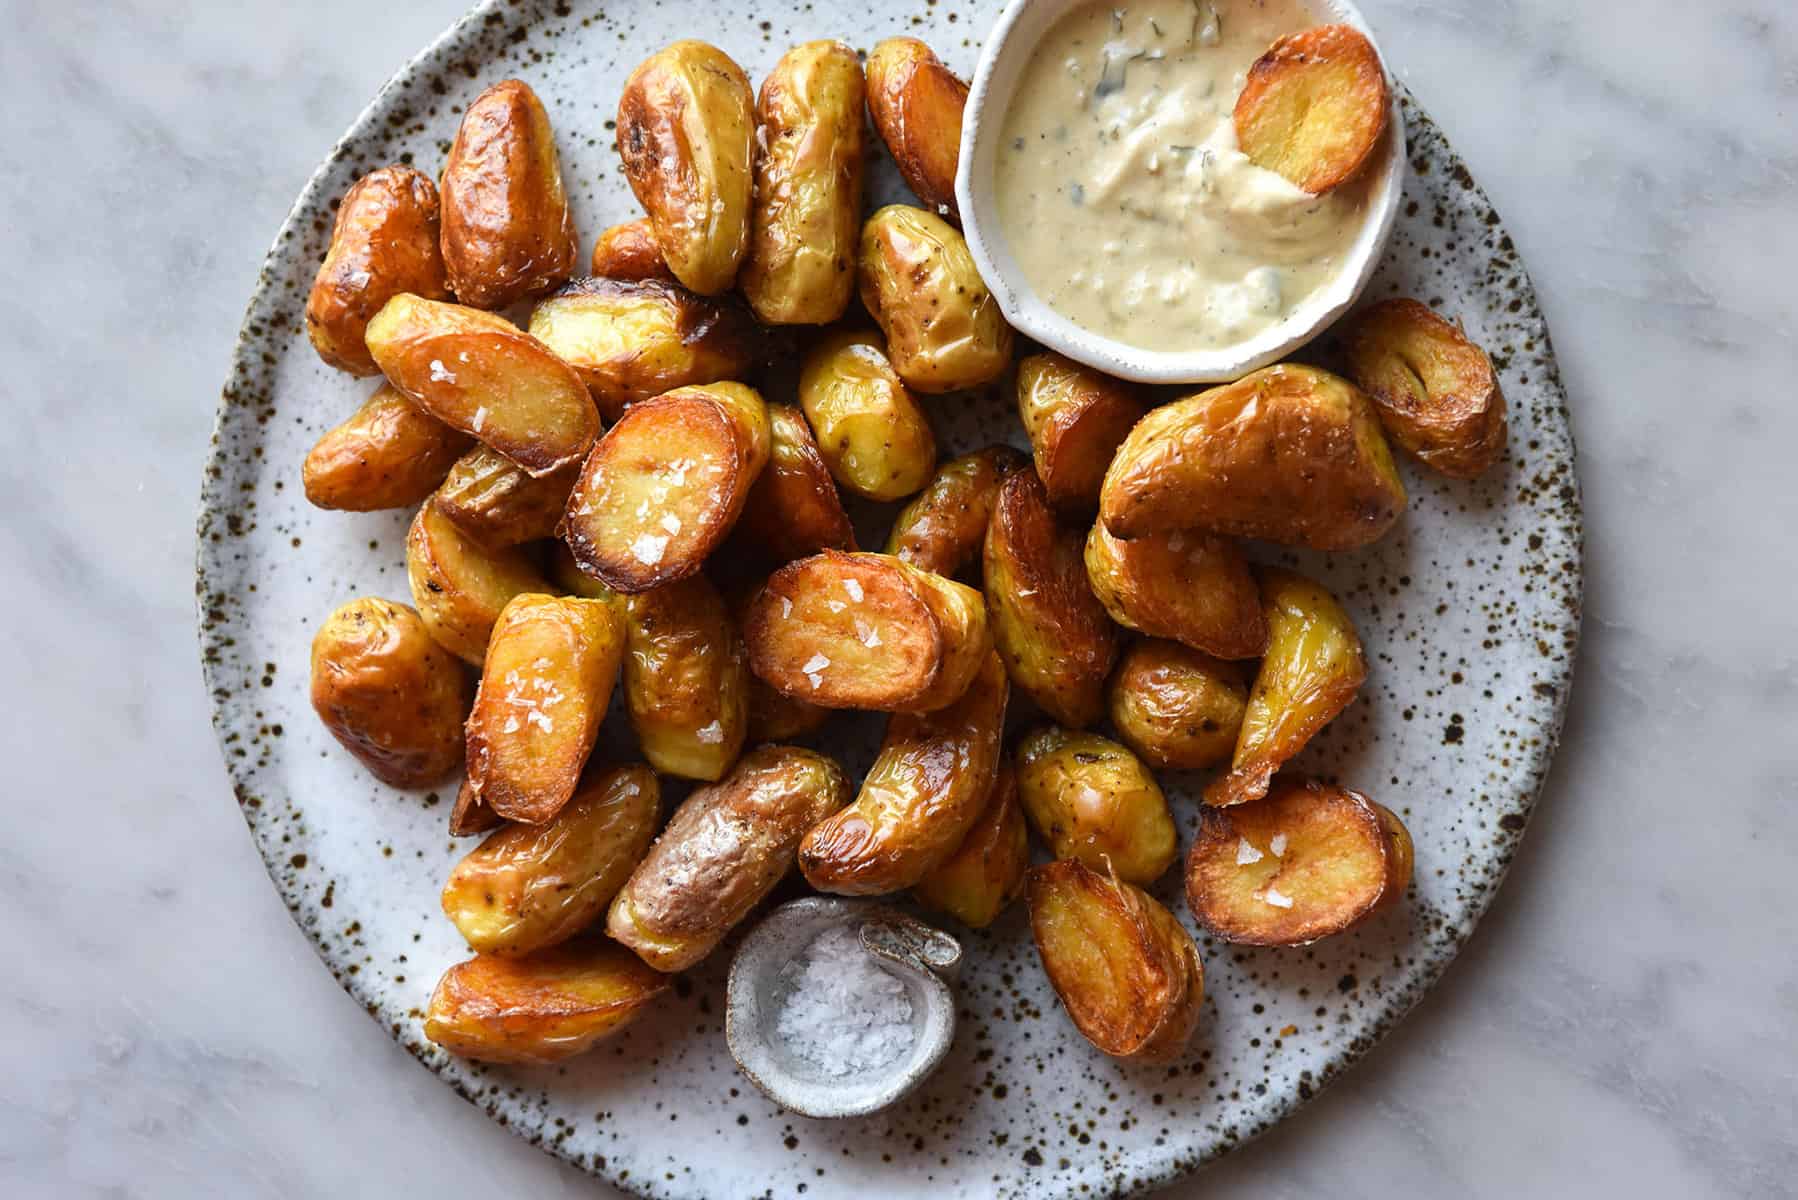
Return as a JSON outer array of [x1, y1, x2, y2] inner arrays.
[[590, 217, 676, 283], [797, 330, 937, 502], [365, 294, 598, 476], [423, 938, 669, 1065], [306, 166, 451, 375], [527, 277, 759, 422], [621, 575, 749, 781], [913, 764, 1027, 928], [1107, 640, 1247, 771], [439, 79, 578, 308], [857, 205, 1013, 394], [1235, 25, 1389, 195], [1016, 727, 1176, 886], [727, 582, 832, 741], [799, 650, 1008, 894], [432, 445, 576, 549], [1341, 298, 1508, 478], [1207, 568, 1367, 808], [309, 597, 469, 788], [885, 445, 1029, 577], [302, 384, 471, 512], [1028, 860, 1203, 1063], [563, 382, 770, 593], [442, 763, 659, 955], [1185, 778, 1412, 945], [740, 40, 865, 325], [743, 550, 990, 712], [1099, 364, 1406, 551], [1083, 523, 1265, 660], [449, 776, 503, 837], [617, 41, 755, 295], [607, 745, 849, 971], [984, 471, 1117, 727], [465, 593, 626, 824], [737, 403, 857, 562], [1016, 353, 1147, 512], [864, 38, 968, 222], [546, 542, 617, 602], [405, 502, 550, 664]]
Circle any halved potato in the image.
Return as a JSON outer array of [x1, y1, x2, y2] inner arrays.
[[303, 384, 472, 512], [885, 444, 1029, 577], [621, 575, 749, 781], [858, 205, 1014, 394], [736, 403, 857, 562], [1016, 353, 1147, 512], [1083, 523, 1265, 660], [406, 502, 550, 664], [432, 446, 576, 549], [1015, 727, 1176, 886], [1234, 24, 1389, 195], [864, 38, 968, 222], [913, 764, 1027, 929], [728, 581, 832, 741], [797, 329, 937, 502], [449, 776, 503, 837], [590, 217, 676, 283], [1107, 640, 1247, 771]]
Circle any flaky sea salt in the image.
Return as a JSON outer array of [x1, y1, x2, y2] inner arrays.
[[695, 719, 725, 745], [1235, 838, 1264, 866], [1269, 833, 1288, 858], [774, 926, 913, 1077], [842, 578, 864, 603], [1263, 886, 1294, 909]]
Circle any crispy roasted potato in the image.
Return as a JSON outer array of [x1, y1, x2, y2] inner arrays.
[[449, 776, 504, 837], [608, 745, 849, 971], [913, 764, 1027, 928], [1341, 298, 1508, 478], [546, 542, 617, 602], [1028, 859, 1203, 1063], [1234, 25, 1389, 195], [621, 576, 749, 781], [365, 294, 598, 476], [797, 330, 937, 502], [303, 384, 471, 512], [1016, 353, 1147, 513], [617, 41, 755, 295], [737, 403, 857, 561], [465, 593, 626, 824], [590, 218, 676, 283], [1016, 727, 1176, 886], [1099, 364, 1405, 551], [1107, 640, 1247, 771], [741, 40, 865, 325], [743, 550, 990, 712], [885, 445, 1029, 577], [442, 764, 659, 955], [309, 597, 469, 788], [306, 166, 451, 375], [799, 650, 1008, 894], [857, 205, 1013, 394], [527, 277, 759, 423], [984, 471, 1117, 727], [424, 938, 669, 1065], [1186, 778, 1411, 945], [432, 446, 576, 549], [405, 502, 550, 664], [1083, 523, 1265, 660], [563, 382, 770, 593], [864, 38, 968, 222], [1207, 568, 1367, 808], [727, 581, 833, 741]]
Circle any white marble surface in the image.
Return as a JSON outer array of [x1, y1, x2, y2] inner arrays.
[[3, 0, 1793, 1196]]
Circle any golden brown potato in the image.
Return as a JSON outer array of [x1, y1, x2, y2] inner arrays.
[[1083, 523, 1265, 660], [621, 576, 749, 781], [562, 382, 770, 593], [302, 384, 471, 512], [449, 776, 503, 837], [306, 166, 452, 375], [617, 41, 755, 295], [405, 502, 550, 664], [1235, 25, 1389, 195], [465, 593, 625, 824], [727, 581, 833, 741], [442, 764, 659, 955], [885, 445, 1029, 577], [365, 294, 598, 476], [864, 38, 968, 222], [743, 550, 990, 713], [1107, 640, 1247, 771], [857, 205, 1014, 394], [797, 329, 937, 502], [1028, 859, 1203, 1063], [736, 403, 857, 562], [1016, 353, 1147, 513], [309, 597, 469, 788], [1207, 568, 1367, 808], [913, 764, 1027, 929], [1099, 364, 1406, 551], [546, 542, 617, 602], [439, 79, 578, 308], [984, 471, 1117, 728], [432, 446, 576, 549], [607, 745, 849, 971], [1016, 727, 1176, 886], [799, 650, 1008, 894], [424, 939, 669, 1065], [527, 277, 759, 423], [1186, 778, 1411, 945], [1341, 298, 1508, 479], [589, 218, 676, 283], [741, 40, 865, 325]]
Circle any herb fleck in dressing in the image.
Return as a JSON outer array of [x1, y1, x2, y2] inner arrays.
[[995, 0, 1375, 353]]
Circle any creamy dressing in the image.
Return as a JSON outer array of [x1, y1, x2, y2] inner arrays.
[[993, 0, 1374, 353]]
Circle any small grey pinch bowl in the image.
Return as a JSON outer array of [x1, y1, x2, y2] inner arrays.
[[955, 0, 1408, 385], [725, 898, 961, 1119]]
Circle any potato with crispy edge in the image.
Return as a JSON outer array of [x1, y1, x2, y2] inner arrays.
[[366, 294, 598, 476], [737, 403, 857, 562], [743, 550, 990, 713], [618, 41, 755, 295], [885, 445, 1029, 577], [306, 166, 452, 375], [303, 384, 472, 512], [858, 205, 1014, 394], [1207, 568, 1367, 808], [864, 38, 968, 222], [1186, 778, 1411, 946], [443, 763, 659, 955], [406, 502, 550, 664], [799, 650, 1008, 894], [449, 776, 504, 837], [1084, 523, 1265, 660], [1028, 860, 1203, 1063], [465, 594, 625, 824], [1235, 25, 1389, 195], [1108, 640, 1247, 771], [608, 745, 849, 971], [797, 329, 937, 502], [727, 581, 832, 741], [621, 576, 749, 781], [310, 597, 470, 788], [424, 938, 668, 1065], [562, 382, 771, 593], [1016, 353, 1147, 513], [1341, 298, 1508, 478], [913, 764, 1027, 929], [432, 446, 576, 549], [590, 218, 676, 283], [1099, 364, 1405, 551], [1016, 727, 1176, 886]]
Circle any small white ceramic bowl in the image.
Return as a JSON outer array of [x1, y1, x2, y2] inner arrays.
[[955, 0, 1407, 385]]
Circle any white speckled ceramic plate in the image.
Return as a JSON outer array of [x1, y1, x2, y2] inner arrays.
[[196, 2, 1583, 1196]]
